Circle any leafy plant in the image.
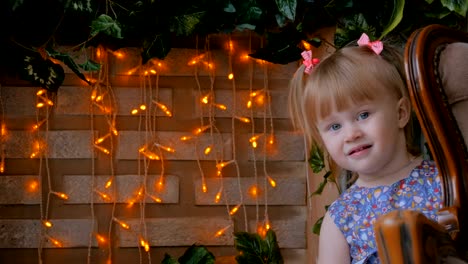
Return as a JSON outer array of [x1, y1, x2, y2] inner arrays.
[[161, 244, 215, 264], [234, 229, 283, 264], [1, 0, 466, 92]]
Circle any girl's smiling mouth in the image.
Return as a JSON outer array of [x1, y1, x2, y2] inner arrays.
[[348, 145, 372, 156]]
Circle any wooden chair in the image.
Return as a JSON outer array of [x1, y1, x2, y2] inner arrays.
[[374, 24, 468, 264]]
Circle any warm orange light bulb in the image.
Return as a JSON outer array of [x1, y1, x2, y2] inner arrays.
[[96, 233, 107, 244], [215, 225, 231, 237], [155, 143, 175, 153], [204, 146, 212, 155], [201, 95, 209, 104], [301, 40, 312, 50], [228, 73, 234, 80], [249, 135, 262, 143], [115, 51, 124, 58], [215, 191, 222, 203], [251, 141, 257, 148], [180, 136, 192, 141], [131, 108, 139, 115], [216, 160, 234, 170], [94, 145, 110, 155], [48, 236, 63, 247], [149, 194, 162, 203], [36, 89, 46, 96], [105, 179, 113, 188], [28, 180, 39, 192], [229, 204, 241, 215], [214, 103, 227, 110], [268, 134, 275, 145], [202, 182, 207, 193], [140, 104, 147, 111], [1, 123, 6, 137], [95, 133, 111, 144], [52, 191, 69, 200], [95, 190, 111, 201], [113, 217, 130, 230], [255, 95, 265, 105], [126, 199, 135, 208], [235, 116, 250, 123], [267, 176, 277, 188], [157, 177, 164, 188], [153, 101, 172, 117], [248, 185, 258, 198], [194, 125, 211, 135], [43, 220, 53, 228]]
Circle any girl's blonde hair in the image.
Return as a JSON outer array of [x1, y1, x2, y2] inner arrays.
[[289, 44, 420, 182]]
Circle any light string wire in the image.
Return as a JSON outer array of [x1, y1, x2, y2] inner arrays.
[[193, 36, 208, 197], [261, 37, 273, 232], [246, 32, 260, 228], [38, 89, 56, 258], [87, 46, 98, 264], [89, 47, 120, 264], [227, 35, 248, 231]]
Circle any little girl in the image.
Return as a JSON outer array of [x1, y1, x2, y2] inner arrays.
[[289, 34, 443, 263]]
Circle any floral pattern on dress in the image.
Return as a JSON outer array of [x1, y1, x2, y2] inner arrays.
[[328, 160, 443, 264]]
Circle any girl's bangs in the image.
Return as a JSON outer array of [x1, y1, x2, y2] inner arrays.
[[309, 72, 382, 122]]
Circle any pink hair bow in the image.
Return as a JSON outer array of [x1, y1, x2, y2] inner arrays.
[[357, 33, 383, 55], [301, 50, 320, 74]]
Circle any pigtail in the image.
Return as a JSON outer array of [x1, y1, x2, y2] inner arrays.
[[288, 64, 308, 135]]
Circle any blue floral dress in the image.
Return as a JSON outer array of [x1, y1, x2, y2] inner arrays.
[[328, 160, 443, 264]]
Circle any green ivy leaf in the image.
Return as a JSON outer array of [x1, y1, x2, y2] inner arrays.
[[275, 0, 297, 21], [142, 32, 172, 64], [380, 0, 405, 39], [177, 245, 215, 264], [234, 230, 284, 264], [234, 232, 265, 263], [46, 47, 91, 85], [170, 11, 206, 36], [8, 0, 24, 11], [334, 13, 376, 48], [224, 2, 236, 13], [79, 59, 101, 72], [311, 173, 330, 196], [264, 230, 284, 264], [312, 216, 324, 235], [441, 0, 468, 16], [161, 253, 179, 264], [90, 14, 123, 39], [21, 54, 65, 92], [65, 0, 93, 12], [308, 145, 325, 173]]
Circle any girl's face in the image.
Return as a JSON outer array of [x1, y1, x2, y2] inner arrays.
[[316, 95, 411, 184]]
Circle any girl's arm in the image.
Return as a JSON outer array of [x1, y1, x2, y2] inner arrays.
[[317, 211, 350, 264]]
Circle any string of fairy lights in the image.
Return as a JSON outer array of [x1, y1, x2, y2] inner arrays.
[[4, 33, 285, 263]]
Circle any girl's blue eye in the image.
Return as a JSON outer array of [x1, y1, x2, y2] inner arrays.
[[330, 124, 341, 131], [358, 112, 369, 120]]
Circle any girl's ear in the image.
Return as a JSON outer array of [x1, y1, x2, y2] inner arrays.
[[397, 97, 411, 128]]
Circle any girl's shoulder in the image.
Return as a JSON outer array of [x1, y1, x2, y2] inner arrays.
[[411, 159, 439, 181], [328, 159, 440, 214]]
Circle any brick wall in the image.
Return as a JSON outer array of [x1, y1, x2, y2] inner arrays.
[[0, 31, 337, 264]]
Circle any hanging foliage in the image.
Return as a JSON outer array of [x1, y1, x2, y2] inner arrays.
[[0, 0, 466, 91]]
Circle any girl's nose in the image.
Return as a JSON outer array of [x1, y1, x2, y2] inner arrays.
[[344, 125, 363, 142]]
